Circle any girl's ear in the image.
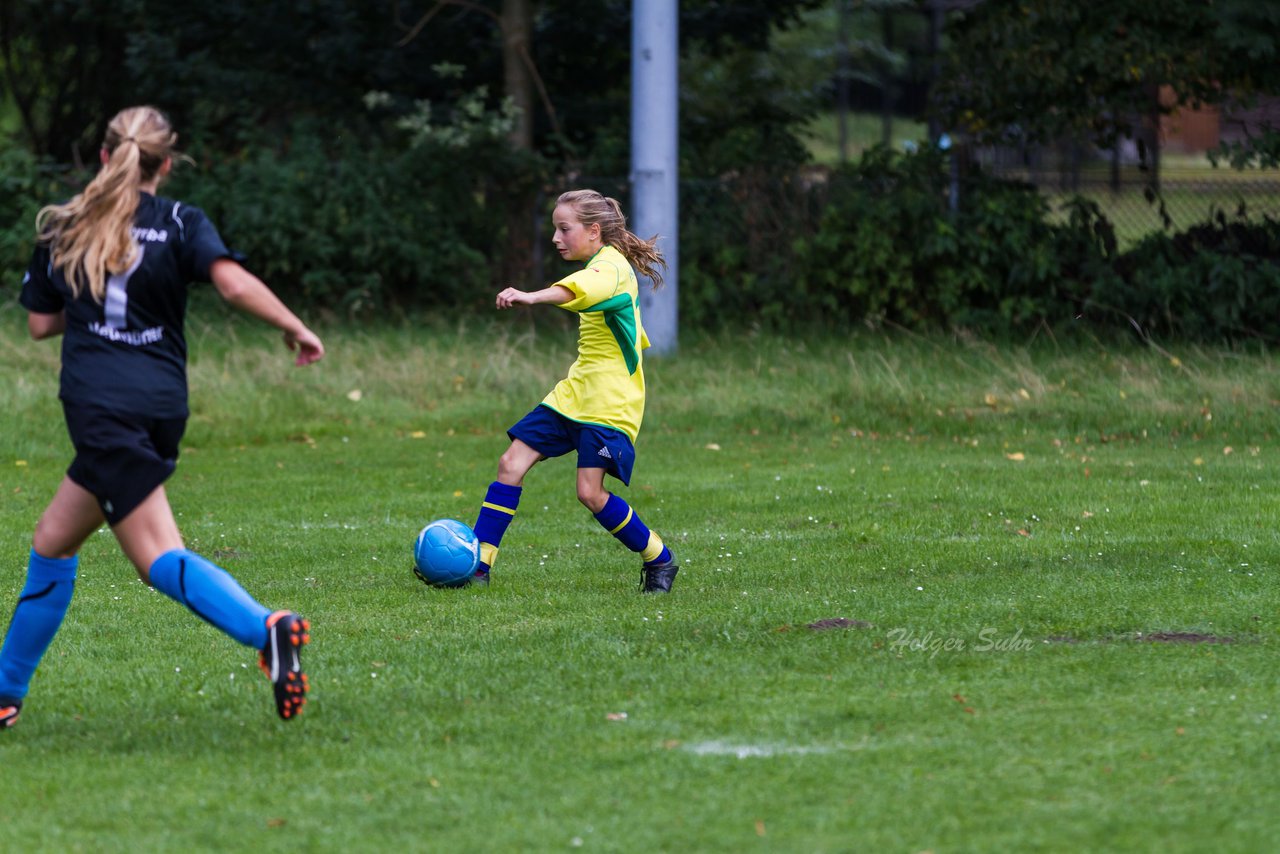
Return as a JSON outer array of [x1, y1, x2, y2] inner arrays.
[[99, 147, 110, 166]]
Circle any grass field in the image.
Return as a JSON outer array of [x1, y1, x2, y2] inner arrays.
[[1, 306, 1278, 852]]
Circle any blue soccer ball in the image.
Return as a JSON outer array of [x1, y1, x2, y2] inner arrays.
[[413, 519, 480, 587]]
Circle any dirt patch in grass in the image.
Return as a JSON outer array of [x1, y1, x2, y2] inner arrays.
[[806, 618, 874, 631], [1139, 632, 1234, 644], [1045, 632, 1244, 645]]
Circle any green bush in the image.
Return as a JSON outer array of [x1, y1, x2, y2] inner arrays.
[[167, 125, 509, 315], [2, 127, 522, 316], [676, 147, 1117, 335], [1097, 212, 1280, 342], [3, 129, 1276, 343], [791, 147, 1111, 332], [678, 170, 814, 329], [0, 148, 69, 288]]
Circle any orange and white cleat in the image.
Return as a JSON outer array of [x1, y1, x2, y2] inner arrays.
[[0, 698, 21, 730], [258, 611, 310, 720]]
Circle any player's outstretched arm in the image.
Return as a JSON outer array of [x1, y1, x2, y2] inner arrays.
[[28, 311, 66, 340], [496, 285, 573, 309], [210, 258, 324, 366]]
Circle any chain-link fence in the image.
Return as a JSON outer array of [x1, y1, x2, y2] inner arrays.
[[979, 149, 1280, 248]]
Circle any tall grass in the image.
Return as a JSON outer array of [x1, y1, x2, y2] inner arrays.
[[1, 309, 1277, 851]]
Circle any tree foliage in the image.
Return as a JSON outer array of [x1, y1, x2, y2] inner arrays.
[[0, 0, 129, 161], [931, 0, 1280, 164], [1, 0, 824, 172]]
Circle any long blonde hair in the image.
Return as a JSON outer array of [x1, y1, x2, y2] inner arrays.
[[557, 189, 667, 288], [36, 106, 181, 302]]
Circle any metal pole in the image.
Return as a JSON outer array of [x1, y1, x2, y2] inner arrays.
[[631, 0, 679, 355], [837, 0, 850, 164], [926, 0, 942, 144]]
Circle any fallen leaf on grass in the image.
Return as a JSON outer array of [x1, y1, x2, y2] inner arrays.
[[1005, 452, 1025, 461]]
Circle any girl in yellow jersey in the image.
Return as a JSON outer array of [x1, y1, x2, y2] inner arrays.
[[470, 189, 679, 592]]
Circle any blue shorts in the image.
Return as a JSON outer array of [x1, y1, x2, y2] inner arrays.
[[63, 404, 185, 525], [508, 405, 636, 485]]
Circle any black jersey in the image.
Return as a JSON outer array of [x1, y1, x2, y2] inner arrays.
[[20, 192, 237, 418]]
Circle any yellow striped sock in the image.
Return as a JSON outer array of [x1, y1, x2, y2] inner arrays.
[[641, 532, 665, 564]]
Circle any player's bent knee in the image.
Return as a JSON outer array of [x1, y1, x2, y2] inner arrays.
[[577, 488, 608, 514], [497, 449, 539, 484], [32, 524, 79, 561]]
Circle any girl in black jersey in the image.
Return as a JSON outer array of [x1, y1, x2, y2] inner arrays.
[[0, 105, 323, 729]]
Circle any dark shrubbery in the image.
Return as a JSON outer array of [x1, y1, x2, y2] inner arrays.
[[690, 147, 1114, 334], [794, 146, 1103, 331], [0, 148, 69, 286], [683, 146, 1279, 343], [4, 135, 1278, 343], [165, 125, 506, 316], [1093, 212, 1280, 341]]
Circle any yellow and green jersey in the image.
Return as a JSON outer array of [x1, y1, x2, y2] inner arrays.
[[543, 244, 650, 442]]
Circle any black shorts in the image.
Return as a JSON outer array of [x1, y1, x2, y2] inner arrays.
[[63, 404, 186, 525]]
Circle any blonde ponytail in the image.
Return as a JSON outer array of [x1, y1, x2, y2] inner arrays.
[[36, 106, 181, 302], [556, 189, 668, 288]]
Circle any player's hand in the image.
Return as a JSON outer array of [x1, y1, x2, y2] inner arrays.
[[285, 326, 325, 366], [496, 287, 532, 309]]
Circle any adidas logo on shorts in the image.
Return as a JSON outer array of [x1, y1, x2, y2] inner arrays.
[[597, 447, 613, 460]]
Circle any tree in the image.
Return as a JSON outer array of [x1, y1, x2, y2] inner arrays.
[[0, 0, 130, 162], [930, 0, 1280, 167]]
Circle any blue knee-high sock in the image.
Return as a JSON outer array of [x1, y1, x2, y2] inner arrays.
[[148, 549, 270, 649], [0, 550, 78, 701], [474, 482, 522, 573], [593, 494, 671, 565]]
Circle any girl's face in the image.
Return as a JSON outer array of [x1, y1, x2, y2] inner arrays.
[[551, 204, 602, 262]]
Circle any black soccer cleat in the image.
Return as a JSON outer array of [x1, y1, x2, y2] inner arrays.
[[470, 569, 490, 587], [259, 611, 310, 721], [640, 554, 679, 593], [0, 698, 21, 731]]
